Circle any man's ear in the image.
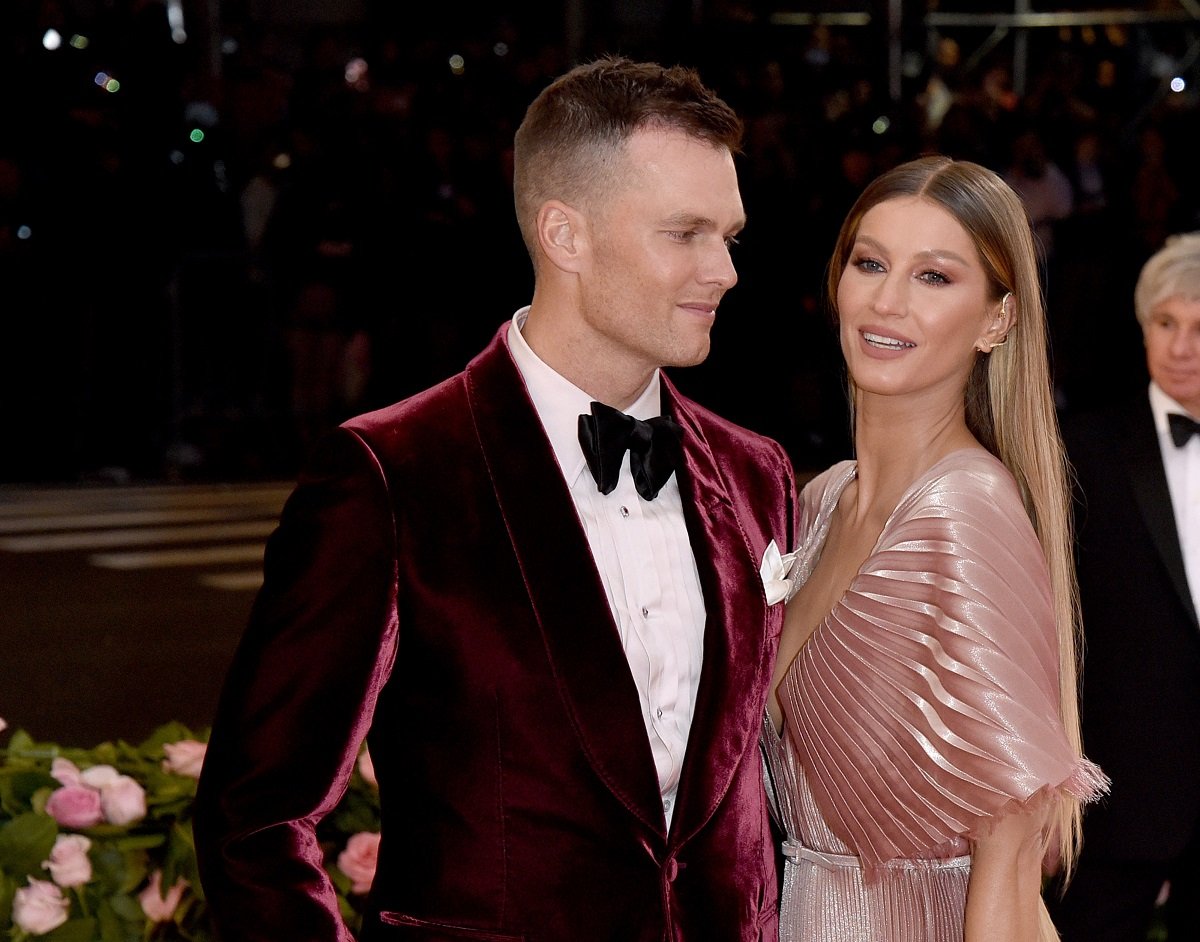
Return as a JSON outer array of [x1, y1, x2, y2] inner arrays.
[[536, 200, 587, 274]]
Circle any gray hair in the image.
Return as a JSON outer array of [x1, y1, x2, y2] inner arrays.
[[1135, 231, 1200, 325]]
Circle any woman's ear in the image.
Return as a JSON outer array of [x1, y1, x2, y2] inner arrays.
[[535, 200, 587, 274], [978, 291, 1017, 352]]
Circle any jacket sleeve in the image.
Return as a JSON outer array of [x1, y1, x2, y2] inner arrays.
[[194, 427, 399, 942]]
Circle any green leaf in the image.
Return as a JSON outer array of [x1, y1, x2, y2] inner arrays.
[[136, 724, 199, 756], [89, 844, 149, 898], [161, 822, 197, 890], [88, 743, 119, 767], [4, 729, 37, 756], [0, 812, 58, 875], [96, 898, 126, 942], [109, 835, 166, 853], [43, 917, 99, 942], [0, 868, 16, 928], [107, 891, 143, 924], [0, 770, 56, 818]]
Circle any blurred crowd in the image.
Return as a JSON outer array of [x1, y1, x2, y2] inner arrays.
[[1, 1, 1198, 482]]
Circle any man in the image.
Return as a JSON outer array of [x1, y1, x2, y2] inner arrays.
[[1049, 232, 1200, 940], [194, 57, 796, 941]]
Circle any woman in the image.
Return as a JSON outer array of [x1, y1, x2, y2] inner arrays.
[[763, 155, 1106, 941]]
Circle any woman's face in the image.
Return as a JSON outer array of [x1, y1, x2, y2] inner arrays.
[[837, 196, 1002, 407]]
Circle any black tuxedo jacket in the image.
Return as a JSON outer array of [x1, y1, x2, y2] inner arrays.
[[1063, 395, 1200, 861]]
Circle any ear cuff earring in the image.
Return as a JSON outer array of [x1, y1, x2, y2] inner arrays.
[[988, 292, 1013, 349]]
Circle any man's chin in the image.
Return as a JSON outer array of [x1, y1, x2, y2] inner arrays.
[[668, 343, 712, 369]]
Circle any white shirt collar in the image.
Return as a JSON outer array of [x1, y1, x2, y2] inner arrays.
[[507, 307, 663, 487], [1149, 380, 1199, 437]]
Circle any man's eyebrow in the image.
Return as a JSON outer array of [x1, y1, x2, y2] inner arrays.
[[661, 212, 747, 231]]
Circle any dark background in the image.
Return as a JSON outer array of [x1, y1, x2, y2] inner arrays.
[[2, 0, 1198, 488], [3, 1, 1200, 745]]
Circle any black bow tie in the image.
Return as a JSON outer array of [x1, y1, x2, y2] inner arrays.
[[578, 401, 682, 501], [1169, 412, 1200, 448]]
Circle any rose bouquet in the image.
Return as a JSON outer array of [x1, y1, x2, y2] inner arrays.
[[0, 718, 381, 940]]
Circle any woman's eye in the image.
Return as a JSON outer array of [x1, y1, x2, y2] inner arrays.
[[920, 270, 950, 285], [852, 256, 884, 273]]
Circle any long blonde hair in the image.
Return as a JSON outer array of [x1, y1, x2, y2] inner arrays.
[[826, 156, 1085, 896]]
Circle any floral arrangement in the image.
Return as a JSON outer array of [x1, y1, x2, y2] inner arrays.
[[0, 717, 381, 941]]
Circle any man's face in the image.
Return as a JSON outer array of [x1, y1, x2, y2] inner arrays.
[[574, 128, 745, 380], [1144, 295, 1200, 416]]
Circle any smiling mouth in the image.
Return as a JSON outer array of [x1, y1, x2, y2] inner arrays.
[[863, 331, 915, 350]]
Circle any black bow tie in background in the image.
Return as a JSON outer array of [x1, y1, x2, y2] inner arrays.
[[1169, 412, 1200, 448], [578, 401, 682, 501]]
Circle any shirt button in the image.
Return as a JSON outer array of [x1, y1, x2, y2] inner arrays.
[[619, 506, 630, 518], [641, 606, 649, 617], [663, 798, 672, 811], [656, 708, 663, 718]]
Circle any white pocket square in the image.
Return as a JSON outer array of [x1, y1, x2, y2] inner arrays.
[[760, 539, 798, 606]]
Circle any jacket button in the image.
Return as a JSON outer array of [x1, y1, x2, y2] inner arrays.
[[664, 858, 679, 882]]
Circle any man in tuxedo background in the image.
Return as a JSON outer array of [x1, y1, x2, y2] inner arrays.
[[1049, 232, 1200, 940], [194, 56, 797, 941]]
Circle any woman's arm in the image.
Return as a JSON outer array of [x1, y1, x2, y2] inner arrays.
[[964, 803, 1048, 942]]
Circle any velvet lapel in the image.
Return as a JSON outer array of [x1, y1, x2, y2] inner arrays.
[[662, 376, 774, 845], [1122, 398, 1199, 628], [464, 327, 665, 834]]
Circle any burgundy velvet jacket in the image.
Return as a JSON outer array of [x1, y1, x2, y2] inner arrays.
[[194, 325, 797, 941]]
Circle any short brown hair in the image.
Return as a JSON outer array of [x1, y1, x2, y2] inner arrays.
[[512, 56, 743, 259]]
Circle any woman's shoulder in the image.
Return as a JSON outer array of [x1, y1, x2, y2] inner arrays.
[[887, 448, 1028, 537], [865, 447, 1049, 618], [908, 447, 1018, 501], [799, 459, 857, 510]]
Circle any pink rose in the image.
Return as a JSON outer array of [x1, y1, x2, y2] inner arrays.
[[336, 831, 380, 895], [99, 774, 146, 825], [13, 878, 70, 935], [50, 757, 82, 787], [0, 716, 7, 733], [45, 784, 104, 829], [357, 747, 377, 787], [43, 834, 93, 887], [139, 870, 188, 923], [161, 740, 207, 778], [79, 764, 120, 789]]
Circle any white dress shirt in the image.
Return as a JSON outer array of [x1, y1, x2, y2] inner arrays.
[[1149, 382, 1200, 606], [507, 309, 706, 827]]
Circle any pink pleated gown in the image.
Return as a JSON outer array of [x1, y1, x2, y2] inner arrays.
[[763, 451, 1107, 942]]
